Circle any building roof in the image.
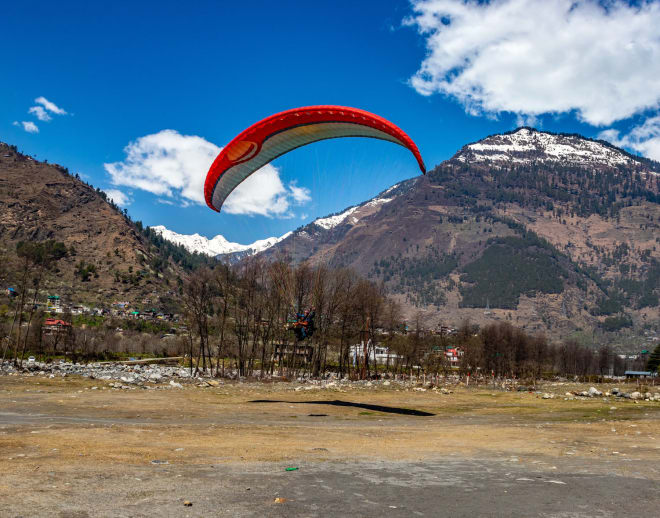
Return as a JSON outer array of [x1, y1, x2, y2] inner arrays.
[[44, 318, 71, 327], [624, 370, 653, 376]]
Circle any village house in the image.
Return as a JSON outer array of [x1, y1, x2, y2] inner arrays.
[[71, 304, 91, 315], [445, 347, 463, 368], [436, 325, 457, 336], [42, 318, 72, 337], [47, 295, 63, 313]]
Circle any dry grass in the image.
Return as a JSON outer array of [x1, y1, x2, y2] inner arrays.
[[1, 376, 659, 477]]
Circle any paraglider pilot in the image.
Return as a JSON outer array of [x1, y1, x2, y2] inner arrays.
[[293, 308, 315, 341]]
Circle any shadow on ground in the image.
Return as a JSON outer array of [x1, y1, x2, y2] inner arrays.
[[249, 399, 434, 416]]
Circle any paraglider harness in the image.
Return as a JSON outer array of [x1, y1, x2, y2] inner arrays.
[[289, 309, 315, 342]]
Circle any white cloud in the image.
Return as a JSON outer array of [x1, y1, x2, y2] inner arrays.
[[223, 167, 311, 217], [103, 188, 131, 207], [223, 166, 298, 217], [34, 96, 67, 115], [104, 130, 218, 203], [288, 181, 312, 205], [406, 0, 660, 126], [105, 129, 311, 217], [13, 121, 39, 133], [28, 105, 52, 121], [598, 116, 660, 162]]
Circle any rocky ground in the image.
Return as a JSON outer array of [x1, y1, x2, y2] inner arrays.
[[4, 360, 659, 401], [1, 366, 659, 517], [1, 359, 193, 387]]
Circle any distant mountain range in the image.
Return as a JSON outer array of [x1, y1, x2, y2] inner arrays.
[[150, 225, 291, 258], [151, 184, 400, 259]]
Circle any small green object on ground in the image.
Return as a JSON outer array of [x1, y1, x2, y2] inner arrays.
[[285, 467, 299, 471]]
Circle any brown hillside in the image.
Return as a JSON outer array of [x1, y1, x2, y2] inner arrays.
[[0, 143, 184, 308]]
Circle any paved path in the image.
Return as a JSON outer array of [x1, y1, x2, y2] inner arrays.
[[4, 458, 658, 517]]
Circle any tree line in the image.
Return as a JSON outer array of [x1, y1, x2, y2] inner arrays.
[[179, 259, 649, 381], [2, 250, 654, 380]]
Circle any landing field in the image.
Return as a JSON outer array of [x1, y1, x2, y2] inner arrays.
[[1, 376, 658, 517]]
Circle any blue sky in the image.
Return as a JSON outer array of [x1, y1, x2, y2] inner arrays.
[[3, 0, 660, 243]]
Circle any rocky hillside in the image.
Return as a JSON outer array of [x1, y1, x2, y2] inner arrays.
[[259, 128, 660, 348], [0, 143, 204, 310]]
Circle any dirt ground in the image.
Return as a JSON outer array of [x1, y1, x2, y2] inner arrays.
[[1, 376, 659, 517]]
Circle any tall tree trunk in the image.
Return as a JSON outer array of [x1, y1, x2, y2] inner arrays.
[[12, 261, 30, 366], [20, 266, 45, 366], [188, 328, 194, 377]]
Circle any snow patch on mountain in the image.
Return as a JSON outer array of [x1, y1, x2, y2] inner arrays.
[[366, 197, 393, 208], [151, 225, 291, 257], [313, 186, 398, 230], [314, 206, 360, 230], [458, 127, 641, 168]]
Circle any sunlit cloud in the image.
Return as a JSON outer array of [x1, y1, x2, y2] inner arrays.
[[406, 0, 660, 126], [28, 105, 52, 121], [34, 96, 67, 115], [598, 116, 660, 162], [105, 129, 311, 217], [13, 120, 39, 133]]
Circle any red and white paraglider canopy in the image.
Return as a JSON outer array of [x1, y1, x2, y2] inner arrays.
[[204, 105, 425, 212]]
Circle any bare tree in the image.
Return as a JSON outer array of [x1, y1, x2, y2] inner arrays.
[[212, 263, 233, 377], [183, 267, 213, 375]]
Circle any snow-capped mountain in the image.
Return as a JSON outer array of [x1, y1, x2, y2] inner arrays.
[[151, 225, 291, 257], [456, 127, 653, 171]]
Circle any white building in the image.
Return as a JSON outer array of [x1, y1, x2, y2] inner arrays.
[[349, 343, 402, 365]]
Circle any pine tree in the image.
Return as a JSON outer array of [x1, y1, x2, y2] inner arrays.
[[646, 344, 660, 373]]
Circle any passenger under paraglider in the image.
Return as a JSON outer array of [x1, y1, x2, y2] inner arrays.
[[292, 308, 315, 341]]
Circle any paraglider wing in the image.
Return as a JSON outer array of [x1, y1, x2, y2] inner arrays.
[[204, 105, 426, 212]]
